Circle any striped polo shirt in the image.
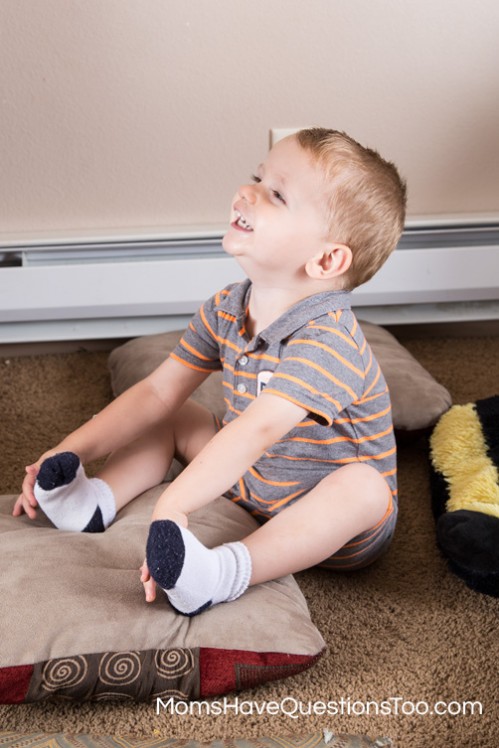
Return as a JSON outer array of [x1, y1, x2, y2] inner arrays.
[[170, 279, 397, 521]]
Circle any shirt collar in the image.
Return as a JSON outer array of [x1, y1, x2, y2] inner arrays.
[[218, 280, 352, 344]]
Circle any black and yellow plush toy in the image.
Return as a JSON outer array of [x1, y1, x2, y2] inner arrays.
[[429, 394, 499, 597]]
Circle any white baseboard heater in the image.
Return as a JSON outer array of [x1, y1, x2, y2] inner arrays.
[[0, 218, 498, 344]]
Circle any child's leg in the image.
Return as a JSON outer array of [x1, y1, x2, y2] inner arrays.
[[244, 463, 393, 584], [34, 400, 217, 532], [146, 463, 390, 616], [98, 400, 218, 511]]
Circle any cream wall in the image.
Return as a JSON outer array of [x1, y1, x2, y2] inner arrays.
[[1, 0, 498, 235]]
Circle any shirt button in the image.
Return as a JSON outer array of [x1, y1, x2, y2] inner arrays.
[[239, 355, 249, 366], [236, 383, 247, 394]]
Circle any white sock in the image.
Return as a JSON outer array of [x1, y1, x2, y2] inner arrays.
[[34, 452, 116, 532], [146, 520, 252, 616]]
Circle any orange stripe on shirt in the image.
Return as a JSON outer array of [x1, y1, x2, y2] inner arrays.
[[381, 467, 397, 480], [211, 333, 243, 355], [267, 372, 343, 411], [262, 388, 332, 425], [335, 404, 392, 424], [295, 419, 319, 428], [304, 324, 358, 349], [199, 303, 218, 343], [362, 363, 381, 397], [287, 339, 365, 379], [170, 352, 212, 373], [228, 497, 272, 522], [283, 356, 358, 401], [249, 353, 281, 364], [234, 370, 258, 379], [339, 498, 394, 552], [341, 522, 387, 552], [357, 387, 388, 406], [248, 466, 301, 487], [264, 445, 397, 464], [277, 423, 394, 446], [238, 478, 248, 503], [217, 312, 236, 322], [180, 339, 217, 363], [249, 487, 306, 509], [232, 388, 256, 402], [218, 311, 238, 323], [363, 346, 373, 377]]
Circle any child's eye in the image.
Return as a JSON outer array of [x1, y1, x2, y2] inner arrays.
[[250, 175, 286, 204], [272, 190, 286, 204]]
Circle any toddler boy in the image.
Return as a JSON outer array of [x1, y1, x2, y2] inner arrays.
[[14, 128, 407, 617]]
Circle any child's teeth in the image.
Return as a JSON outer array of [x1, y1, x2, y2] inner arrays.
[[233, 210, 252, 230]]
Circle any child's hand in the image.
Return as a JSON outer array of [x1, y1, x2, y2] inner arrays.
[[140, 558, 157, 603], [12, 451, 57, 519], [12, 462, 42, 519]]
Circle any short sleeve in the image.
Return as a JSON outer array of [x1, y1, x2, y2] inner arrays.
[[170, 292, 223, 373], [262, 326, 365, 426]]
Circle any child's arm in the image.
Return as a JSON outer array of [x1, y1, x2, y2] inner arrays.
[[14, 356, 211, 518], [150, 391, 308, 522], [140, 391, 308, 602]]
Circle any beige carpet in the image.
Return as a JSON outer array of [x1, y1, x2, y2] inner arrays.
[[0, 334, 498, 746]]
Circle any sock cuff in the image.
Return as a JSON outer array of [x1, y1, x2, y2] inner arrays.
[[93, 478, 116, 528], [223, 541, 252, 602]]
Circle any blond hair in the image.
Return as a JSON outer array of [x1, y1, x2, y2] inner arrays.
[[297, 128, 407, 289]]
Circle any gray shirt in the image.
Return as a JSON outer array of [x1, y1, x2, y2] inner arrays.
[[171, 279, 397, 520]]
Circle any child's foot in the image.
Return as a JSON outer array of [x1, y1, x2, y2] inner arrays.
[[146, 520, 252, 616], [34, 452, 116, 532]]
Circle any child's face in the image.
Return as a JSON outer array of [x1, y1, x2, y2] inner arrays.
[[222, 136, 331, 283]]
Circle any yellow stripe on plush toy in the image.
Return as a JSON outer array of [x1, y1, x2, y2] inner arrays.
[[430, 403, 499, 518]]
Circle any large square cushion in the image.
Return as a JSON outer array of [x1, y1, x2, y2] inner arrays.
[[0, 488, 325, 703]]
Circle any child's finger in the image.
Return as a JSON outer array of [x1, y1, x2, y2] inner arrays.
[[140, 561, 156, 602], [24, 500, 38, 519], [12, 495, 24, 517], [21, 481, 38, 507], [13, 494, 37, 519], [143, 577, 156, 602]]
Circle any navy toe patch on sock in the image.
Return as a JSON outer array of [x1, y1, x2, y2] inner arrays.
[[37, 452, 80, 490], [83, 506, 105, 533], [146, 520, 186, 590], [171, 599, 213, 618]]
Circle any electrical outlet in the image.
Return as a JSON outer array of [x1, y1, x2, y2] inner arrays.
[[269, 128, 303, 148]]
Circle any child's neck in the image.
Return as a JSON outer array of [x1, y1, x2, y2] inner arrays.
[[245, 282, 319, 338]]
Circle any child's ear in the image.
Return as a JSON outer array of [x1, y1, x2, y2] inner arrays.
[[305, 243, 352, 280]]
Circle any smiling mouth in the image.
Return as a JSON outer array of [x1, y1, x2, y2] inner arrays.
[[232, 210, 253, 232]]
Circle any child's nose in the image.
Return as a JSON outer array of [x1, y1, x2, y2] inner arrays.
[[238, 183, 258, 204]]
